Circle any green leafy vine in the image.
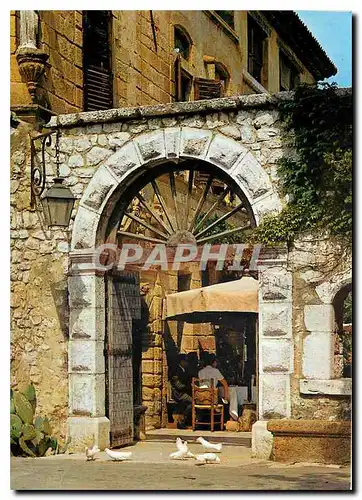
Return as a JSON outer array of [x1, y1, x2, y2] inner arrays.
[[253, 83, 352, 245]]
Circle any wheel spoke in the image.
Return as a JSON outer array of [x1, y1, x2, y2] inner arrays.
[[124, 212, 170, 240], [135, 193, 172, 235], [188, 173, 214, 232], [196, 223, 251, 244], [151, 180, 175, 232], [184, 169, 195, 230], [195, 203, 244, 238], [169, 171, 180, 230], [117, 230, 167, 244], [193, 186, 230, 234]]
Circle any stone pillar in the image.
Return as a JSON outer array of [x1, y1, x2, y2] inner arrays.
[[67, 251, 110, 451], [19, 11, 39, 49], [252, 247, 293, 459]]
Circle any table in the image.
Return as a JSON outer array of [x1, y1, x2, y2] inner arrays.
[[228, 385, 256, 420]]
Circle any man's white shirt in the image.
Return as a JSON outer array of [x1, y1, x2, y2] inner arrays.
[[198, 366, 224, 388]]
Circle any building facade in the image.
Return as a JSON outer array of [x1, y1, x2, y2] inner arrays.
[[11, 11, 351, 460]]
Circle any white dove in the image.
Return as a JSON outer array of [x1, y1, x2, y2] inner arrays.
[[195, 453, 221, 464], [196, 436, 222, 452], [170, 438, 195, 459], [105, 448, 132, 461], [85, 445, 100, 461], [176, 437, 188, 452]]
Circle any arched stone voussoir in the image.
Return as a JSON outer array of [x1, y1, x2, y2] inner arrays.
[[80, 164, 119, 216], [71, 205, 102, 250], [251, 191, 283, 225], [104, 140, 142, 180], [205, 133, 248, 171], [133, 129, 166, 164], [179, 127, 213, 160], [231, 151, 274, 201], [315, 269, 352, 304]]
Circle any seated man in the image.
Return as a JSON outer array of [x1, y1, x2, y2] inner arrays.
[[170, 354, 193, 429], [198, 354, 230, 403]]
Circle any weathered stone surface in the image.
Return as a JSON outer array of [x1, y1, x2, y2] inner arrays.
[[164, 127, 181, 159], [219, 125, 241, 140], [105, 141, 141, 179], [68, 154, 84, 167], [69, 340, 105, 373], [73, 137, 92, 152], [260, 266, 292, 302], [251, 192, 282, 222], [261, 339, 293, 373], [68, 275, 105, 309], [267, 419, 351, 464], [70, 206, 100, 250], [304, 304, 335, 332], [239, 119, 257, 143], [232, 152, 272, 199], [179, 127, 212, 159], [260, 374, 290, 419], [300, 378, 352, 396], [69, 306, 105, 341], [256, 127, 279, 141], [252, 420, 273, 460], [80, 165, 117, 214], [259, 302, 292, 337], [302, 332, 334, 379], [315, 270, 352, 305], [86, 146, 111, 166], [134, 130, 166, 163], [107, 131, 130, 149], [253, 110, 279, 128], [69, 373, 106, 417], [206, 134, 247, 170], [67, 416, 110, 452]]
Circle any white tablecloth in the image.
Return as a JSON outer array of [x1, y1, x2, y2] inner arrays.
[[229, 385, 256, 420]]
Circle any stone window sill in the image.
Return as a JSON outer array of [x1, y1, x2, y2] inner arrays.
[[242, 69, 269, 95], [203, 11, 239, 44], [300, 378, 352, 396]]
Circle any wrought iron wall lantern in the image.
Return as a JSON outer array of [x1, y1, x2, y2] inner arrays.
[[30, 129, 75, 227]]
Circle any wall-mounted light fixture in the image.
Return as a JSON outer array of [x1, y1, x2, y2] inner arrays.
[[31, 130, 75, 227]]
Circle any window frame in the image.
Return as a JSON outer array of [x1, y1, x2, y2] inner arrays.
[[247, 14, 268, 85]]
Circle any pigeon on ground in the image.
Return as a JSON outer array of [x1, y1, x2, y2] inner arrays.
[[170, 438, 195, 459], [196, 436, 222, 452], [105, 448, 132, 461], [176, 437, 188, 452], [85, 445, 100, 461], [194, 453, 221, 464]]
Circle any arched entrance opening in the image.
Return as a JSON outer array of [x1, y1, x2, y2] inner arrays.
[[102, 159, 259, 443], [332, 283, 352, 379]]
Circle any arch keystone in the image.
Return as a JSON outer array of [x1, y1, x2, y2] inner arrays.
[[206, 133, 248, 170]]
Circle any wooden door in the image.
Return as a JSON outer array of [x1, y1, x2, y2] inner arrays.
[[106, 272, 140, 448]]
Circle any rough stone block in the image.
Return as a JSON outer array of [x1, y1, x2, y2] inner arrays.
[[252, 420, 273, 460], [299, 378, 352, 396], [68, 339, 105, 374], [259, 266, 292, 302], [80, 165, 117, 214], [70, 206, 100, 250], [67, 416, 110, 451], [164, 127, 181, 159], [107, 132, 130, 149], [231, 152, 271, 200], [134, 130, 166, 163], [86, 146, 112, 166], [105, 141, 141, 179], [259, 374, 290, 419], [304, 304, 335, 332], [206, 134, 247, 170], [69, 373, 106, 417], [260, 339, 293, 373], [179, 127, 212, 159], [302, 332, 334, 379], [69, 306, 105, 341], [259, 302, 292, 337], [68, 275, 105, 309]]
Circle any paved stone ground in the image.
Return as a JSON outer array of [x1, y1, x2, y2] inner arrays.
[[11, 441, 351, 491]]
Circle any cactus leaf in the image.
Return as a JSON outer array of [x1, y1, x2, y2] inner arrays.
[[10, 398, 15, 414], [38, 437, 51, 457], [22, 423, 36, 441], [33, 429, 44, 445], [13, 392, 34, 424], [41, 417, 52, 436], [21, 384, 36, 402], [11, 414, 23, 439], [34, 416, 43, 430], [19, 436, 36, 457]]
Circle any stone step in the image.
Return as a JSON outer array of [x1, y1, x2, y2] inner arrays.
[[145, 429, 252, 447]]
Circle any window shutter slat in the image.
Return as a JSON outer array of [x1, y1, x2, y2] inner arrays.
[[194, 78, 223, 100], [84, 65, 113, 112]]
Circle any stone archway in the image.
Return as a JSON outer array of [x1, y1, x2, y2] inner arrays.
[[67, 127, 289, 451]]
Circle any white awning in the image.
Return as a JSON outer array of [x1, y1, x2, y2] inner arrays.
[[164, 276, 258, 320]]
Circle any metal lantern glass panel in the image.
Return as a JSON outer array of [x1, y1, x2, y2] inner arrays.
[[41, 178, 75, 227]]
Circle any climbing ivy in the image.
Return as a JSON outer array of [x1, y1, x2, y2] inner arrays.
[[253, 83, 352, 245]]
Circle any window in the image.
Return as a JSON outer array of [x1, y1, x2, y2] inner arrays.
[[83, 11, 113, 111], [174, 25, 192, 60], [279, 51, 300, 91], [215, 63, 229, 95], [174, 58, 192, 102], [194, 78, 223, 100], [215, 11, 234, 29], [247, 14, 267, 84]]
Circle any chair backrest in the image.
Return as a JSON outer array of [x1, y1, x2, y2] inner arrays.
[[192, 377, 218, 406]]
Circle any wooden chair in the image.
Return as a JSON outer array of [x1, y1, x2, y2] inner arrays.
[[191, 377, 224, 432]]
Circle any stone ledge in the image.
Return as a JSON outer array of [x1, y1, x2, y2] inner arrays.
[[267, 419, 351, 437], [300, 378, 352, 396], [46, 92, 295, 129]]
